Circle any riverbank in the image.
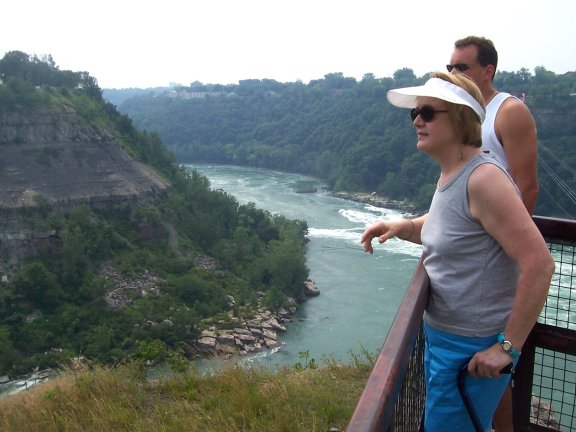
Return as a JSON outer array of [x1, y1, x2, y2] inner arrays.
[[330, 191, 418, 214], [0, 369, 54, 399], [191, 278, 319, 359]]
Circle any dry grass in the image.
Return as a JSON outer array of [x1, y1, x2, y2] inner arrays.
[[0, 354, 373, 432]]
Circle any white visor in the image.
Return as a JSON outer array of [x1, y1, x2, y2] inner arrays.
[[387, 77, 485, 123]]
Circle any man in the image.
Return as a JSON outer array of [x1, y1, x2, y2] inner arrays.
[[448, 36, 539, 214], [448, 36, 540, 431]]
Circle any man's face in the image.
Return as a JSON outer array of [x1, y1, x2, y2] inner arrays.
[[448, 45, 484, 86]]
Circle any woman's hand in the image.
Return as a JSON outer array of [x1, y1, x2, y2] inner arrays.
[[360, 221, 402, 254], [468, 344, 514, 379]]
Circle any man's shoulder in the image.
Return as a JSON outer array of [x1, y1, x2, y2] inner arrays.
[[494, 94, 537, 149], [496, 95, 535, 123]]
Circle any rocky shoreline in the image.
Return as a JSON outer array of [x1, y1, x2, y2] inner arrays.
[[191, 278, 319, 359], [330, 191, 417, 214], [97, 263, 321, 361]]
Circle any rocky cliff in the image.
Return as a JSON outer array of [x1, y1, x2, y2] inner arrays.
[[0, 107, 171, 272], [0, 107, 169, 209]]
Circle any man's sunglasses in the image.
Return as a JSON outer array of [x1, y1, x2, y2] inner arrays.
[[446, 63, 479, 73], [410, 105, 449, 122]]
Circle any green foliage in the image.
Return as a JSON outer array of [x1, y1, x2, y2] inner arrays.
[[294, 349, 317, 371], [11, 262, 65, 311], [0, 353, 374, 431], [1, 162, 309, 375], [0, 51, 103, 110], [0, 326, 20, 372], [0, 52, 311, 376], [118, 68, 576, 217], [134, 339, 169, 362]]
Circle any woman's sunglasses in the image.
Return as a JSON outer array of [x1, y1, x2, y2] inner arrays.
[[410, 105, 449, 122]]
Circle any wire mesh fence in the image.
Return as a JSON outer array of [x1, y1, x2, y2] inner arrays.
[[347, 217, 576, 432]]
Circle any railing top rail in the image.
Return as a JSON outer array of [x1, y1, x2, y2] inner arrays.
[[533, 215, 576, 243]]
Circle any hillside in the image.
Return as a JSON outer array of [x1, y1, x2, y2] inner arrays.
[[114, 69, 576, 218], [0, 354, 374, 431], [0, 51, 311, 378], [0, 107, 169, 210]]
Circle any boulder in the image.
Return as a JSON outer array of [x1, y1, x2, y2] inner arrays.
[[235, 333, 257, 344], [233, 327, 253, 336], [531, 396, 561, 430], [197, 336, 217, 350], [262, 329, 277, 341], [200, 329, 217, 338], [216, 344, 236, 356], [267, 318, 287, 332], [249, 328, 263, 338], [264, 338, 281, 349], [216, 333, 236, 347], [304, 278, 320, 297]]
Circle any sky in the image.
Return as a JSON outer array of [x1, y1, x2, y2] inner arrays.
[[2, 0, 575, 89]]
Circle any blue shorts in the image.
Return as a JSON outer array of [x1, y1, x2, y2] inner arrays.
[[424, 322, 515, 432]]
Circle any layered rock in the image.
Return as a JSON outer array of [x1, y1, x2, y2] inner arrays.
[[0, 107, 170, 272], [0, 107, 169, 210]]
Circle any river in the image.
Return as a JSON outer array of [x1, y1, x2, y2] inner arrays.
[[0, 163, 421, 397], [185, 164, 422, 371]]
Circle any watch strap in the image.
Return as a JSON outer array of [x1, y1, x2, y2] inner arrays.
[[498, 332, 520, 358]]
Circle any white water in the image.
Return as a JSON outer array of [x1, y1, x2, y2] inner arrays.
[[185, 164, 422, 371], [186, 164, 576, 428]]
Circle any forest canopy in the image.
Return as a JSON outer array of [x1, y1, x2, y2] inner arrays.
[[114, 68, 576, 218]]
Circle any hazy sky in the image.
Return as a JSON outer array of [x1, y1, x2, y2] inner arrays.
[[2, 0, 575, 89]]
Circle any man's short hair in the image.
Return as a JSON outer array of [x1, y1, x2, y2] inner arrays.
[[455, 36, 498, 74]]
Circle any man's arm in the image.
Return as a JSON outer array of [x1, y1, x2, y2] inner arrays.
[[495, 98, 539, 213]]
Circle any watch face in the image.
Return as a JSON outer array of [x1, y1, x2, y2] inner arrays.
[[502, 341, 512, 351]]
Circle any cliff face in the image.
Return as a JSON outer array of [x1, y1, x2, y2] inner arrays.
[[0, 107, 170, 209], [0, 107, 171, 271]]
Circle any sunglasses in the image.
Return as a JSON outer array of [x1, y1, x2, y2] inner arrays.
[[410, 105, 449, 122], [446, 63, 479, 73]]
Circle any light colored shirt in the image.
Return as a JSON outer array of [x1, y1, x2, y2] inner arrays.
[[481, 92, 516, 172], [422, 154, 519, 337]]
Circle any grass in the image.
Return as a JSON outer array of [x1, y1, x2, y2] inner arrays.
[[0, 351, 375, 432]]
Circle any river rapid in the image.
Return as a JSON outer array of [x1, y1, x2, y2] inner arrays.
[[185, 164, 422, 371], [0, 164, 421, 397]]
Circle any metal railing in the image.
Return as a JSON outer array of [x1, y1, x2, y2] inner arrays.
[[347, 216, 576, 432]]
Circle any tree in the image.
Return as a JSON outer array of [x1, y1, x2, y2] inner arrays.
[[12, 262, 64, 311], [393, 68, 416, 82], [0, 326, 20, 372], [0, 50, 31, 81], [533, 66, 555, 85]]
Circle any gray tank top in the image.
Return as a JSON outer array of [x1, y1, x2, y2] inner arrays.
[[422, 154, 519, 337]]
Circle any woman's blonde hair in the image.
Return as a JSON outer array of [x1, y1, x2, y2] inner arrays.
[[432, 72, 485, 147]]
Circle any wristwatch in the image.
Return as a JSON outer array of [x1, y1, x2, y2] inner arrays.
[[498, 332, 520, 358]]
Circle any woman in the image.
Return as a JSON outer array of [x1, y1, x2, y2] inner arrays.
[[360, 72, 555, 431]]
